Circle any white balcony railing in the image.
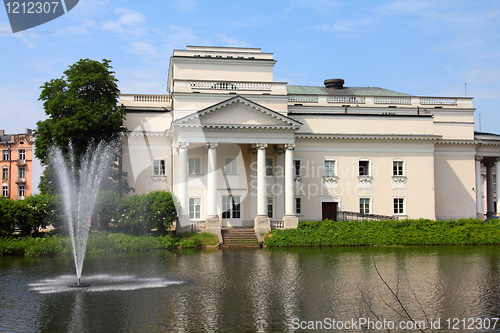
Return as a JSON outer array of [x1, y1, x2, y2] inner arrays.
[[190, 81, 272, 91], [374, 97, 411, 105], [288, 95, 318, 103], [327, 96, 366, 104], [133, 95, 171, 103], [270, 219, 284, 230], [420, 97, 457, 105]]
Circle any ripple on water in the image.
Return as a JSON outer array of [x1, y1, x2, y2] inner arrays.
[[28, 274, 184, 294]]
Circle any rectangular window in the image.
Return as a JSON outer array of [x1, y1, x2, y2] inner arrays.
[[222, 196, 241, 218], [18, 149, 26, 160], [153, 160, 166, 176], [232, 196, 241, 219], [393, 160, 404, 176], [2, 150, 9, 161], [18, 185, 25, 199], [266, 158, 273, 175], [324, 160, 336, 177], [18, 167, 25, 180], [189, 198, 201, 219], [360, 198, 371, 214], [2, 168, 8, 180], [267, 197, 274, 218], [2, 186, 8, 197], [294, 160, 301, 177], [224, 157, 237, 175], [189, 158, 201, 175], [295, 197, 302, 215], [359, 160, 370, 176], [394, 198, 405, 215]]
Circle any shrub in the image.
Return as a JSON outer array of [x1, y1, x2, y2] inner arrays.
[[264, 218, 500, 247]]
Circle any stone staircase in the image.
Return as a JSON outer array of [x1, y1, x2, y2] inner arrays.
[[221, 228, 260, 247]]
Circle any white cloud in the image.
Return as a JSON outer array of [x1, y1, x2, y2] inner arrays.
[[102, 8, 145, 34], [215, 34, 250, 47], [172, 0, 198, 12]]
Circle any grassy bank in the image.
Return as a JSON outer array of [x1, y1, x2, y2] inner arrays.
[[264, 218, 500, 247], [0, 232, 219, 257]]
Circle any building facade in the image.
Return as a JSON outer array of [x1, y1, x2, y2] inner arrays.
[[120, 46, 500, 235], [0, 129, 34, 200]]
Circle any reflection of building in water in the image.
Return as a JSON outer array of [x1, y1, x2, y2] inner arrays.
[[121, 45, 500, 237]]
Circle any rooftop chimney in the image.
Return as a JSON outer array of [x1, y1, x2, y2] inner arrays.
[[324, 78, 344, 89]]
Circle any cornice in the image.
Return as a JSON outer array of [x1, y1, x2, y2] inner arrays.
[[295, 133, 441, 141]]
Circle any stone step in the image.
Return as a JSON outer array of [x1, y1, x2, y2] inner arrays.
[[222, 228, 259, 247]]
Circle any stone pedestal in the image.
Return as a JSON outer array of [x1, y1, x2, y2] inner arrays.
[[176, 214, 192, 233], [205, 217, 223, 243], [254, 215, 270, 236], [283, 215, 299, 229]]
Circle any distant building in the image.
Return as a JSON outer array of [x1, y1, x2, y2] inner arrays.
[[0, 129, 34, 200], [120, 46, 500, 234]]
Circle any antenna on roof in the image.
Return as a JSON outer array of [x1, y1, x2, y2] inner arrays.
[[465, 83, 467, 97]]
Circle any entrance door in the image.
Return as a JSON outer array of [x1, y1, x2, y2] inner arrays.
[[322, 202, 338, 221], [222, 195, 242, 227]]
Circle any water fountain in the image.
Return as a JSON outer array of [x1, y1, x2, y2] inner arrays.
[[50, 141, 115, 288]]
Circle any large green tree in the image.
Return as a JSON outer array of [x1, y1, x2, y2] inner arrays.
[[35, 59, 130, 194]]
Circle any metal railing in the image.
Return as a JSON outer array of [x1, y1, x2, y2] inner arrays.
[[337, 211, 397, 222]]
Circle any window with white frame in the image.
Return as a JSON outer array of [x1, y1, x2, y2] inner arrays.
[[2, 186, 8, 197], [266, 158, 274, 175], [359, 198, 371, 214], [18, 149, 26, 160], [18, 185, 25, 198], [2, 168, 8, 180], [393, 160, 405, 176], [295, 197, 302, 215], [359, 160, 370, 176], [267, 197, 274, 218], [393, 198, 405, 215], [224, 157, 237, 175], [153, 160, 166, 176], [324, 159, 336, 177], [294, 159, 301, 177], [18, 167, 25, 180], [189, 198, 201, 219], [222, 195, 241, 218], [2, 150, 8, 161], [189, 157, 201, 175]]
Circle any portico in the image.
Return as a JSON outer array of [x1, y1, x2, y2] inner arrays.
[[172, 95, 301, 235]]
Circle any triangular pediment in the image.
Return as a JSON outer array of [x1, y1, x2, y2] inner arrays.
[[173, 96, 302, 130]]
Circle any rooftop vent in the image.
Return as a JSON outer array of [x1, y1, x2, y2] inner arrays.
[[324, 79, 344, 89]]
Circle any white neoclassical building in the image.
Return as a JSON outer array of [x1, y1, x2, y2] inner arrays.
[[120, 45, 500, 236]]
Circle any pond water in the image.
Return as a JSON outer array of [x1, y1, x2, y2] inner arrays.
[[1, 246, 500, 332]]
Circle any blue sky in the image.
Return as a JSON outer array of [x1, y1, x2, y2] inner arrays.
[[1, 0, 500, 134]]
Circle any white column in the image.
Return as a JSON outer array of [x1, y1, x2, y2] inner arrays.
[[496, 159, 500, 216], [256, 143, 267, 216], [206, 142, 218, 218], [284, 144, 295, 216], [475, 157, 483, 217], [177, 142, 189, 219], [486, 162, 495, 218]]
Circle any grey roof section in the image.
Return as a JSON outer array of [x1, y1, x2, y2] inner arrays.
[[475, 131, 500, 141], [287, 85, 413, 97]]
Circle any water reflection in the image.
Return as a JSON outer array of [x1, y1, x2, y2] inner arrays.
[[1, 246, 500, 332]]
